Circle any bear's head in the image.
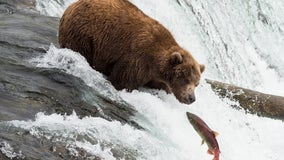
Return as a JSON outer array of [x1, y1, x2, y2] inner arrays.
[[165, 51, 205, 104]]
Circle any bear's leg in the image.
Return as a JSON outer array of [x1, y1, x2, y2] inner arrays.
[[108, 60, 149, 91], [145, 80, 171, 93]]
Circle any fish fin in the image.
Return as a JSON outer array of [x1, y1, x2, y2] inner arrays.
[[213, 156, 219, 160], [207, 149, 214, 155], [213, 131, 219, 137], [201, 139, 205, 145]]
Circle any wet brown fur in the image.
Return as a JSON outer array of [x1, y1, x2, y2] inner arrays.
[[58, 0, 205, 104]]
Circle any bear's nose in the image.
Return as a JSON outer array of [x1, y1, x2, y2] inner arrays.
[[188, 94, 196, 104]]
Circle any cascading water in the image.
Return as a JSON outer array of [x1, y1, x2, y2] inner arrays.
[[177, 0, 284, 95], [2, 0, 283, 159]]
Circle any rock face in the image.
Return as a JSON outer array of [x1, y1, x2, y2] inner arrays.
[[206, 79, 284, 121], [0, 1, 140, 159]]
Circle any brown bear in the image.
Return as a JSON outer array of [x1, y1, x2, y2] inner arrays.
[[58, 0, 205, 104]]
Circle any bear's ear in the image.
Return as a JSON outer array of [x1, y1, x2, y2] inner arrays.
[[200, 64, 205, 73], [170, 52, 183, 65]]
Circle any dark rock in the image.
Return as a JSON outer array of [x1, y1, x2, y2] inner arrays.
[[206, 79, 284, 121]]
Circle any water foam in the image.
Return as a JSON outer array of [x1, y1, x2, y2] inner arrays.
[[3, 111, 187, 160], [30, 44, 121, 103], [0, 141, 25, 159], [120, 83, 284, 160], [10, 44, 284, 159], [35, 0, 76, 17]]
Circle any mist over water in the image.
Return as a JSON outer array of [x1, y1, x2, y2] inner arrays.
[[4, 0, 283, 159]]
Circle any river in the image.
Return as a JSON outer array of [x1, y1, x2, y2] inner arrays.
[[1, 0, 284, 159]]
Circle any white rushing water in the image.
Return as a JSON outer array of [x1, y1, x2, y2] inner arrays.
[[0, 141, 25, 159], [7, 0, 284, 159]]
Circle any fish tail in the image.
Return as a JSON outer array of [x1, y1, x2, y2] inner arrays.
[[213, 153, 219, 160]]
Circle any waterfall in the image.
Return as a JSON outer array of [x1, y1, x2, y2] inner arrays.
[[8, 0, 283, 159]]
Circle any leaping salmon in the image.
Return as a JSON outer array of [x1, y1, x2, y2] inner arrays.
[[186, 112, 220, 160]]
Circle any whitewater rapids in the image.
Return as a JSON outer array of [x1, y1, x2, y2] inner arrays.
[[2, 0, 283, 160]]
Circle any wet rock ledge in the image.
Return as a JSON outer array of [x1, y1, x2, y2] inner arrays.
[[206, 79, 284, 121]]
